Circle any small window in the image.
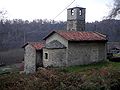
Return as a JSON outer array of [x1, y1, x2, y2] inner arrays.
[[45, 53, 48, 59], [71, 9, 74, 15], [79, 10, 82, 16]]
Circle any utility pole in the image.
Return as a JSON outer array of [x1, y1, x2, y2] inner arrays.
[[23, 31, 26, 44], [94, 24, 97, 31]]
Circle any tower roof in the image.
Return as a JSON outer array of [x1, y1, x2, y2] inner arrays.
[[67, 7, 86, 10]]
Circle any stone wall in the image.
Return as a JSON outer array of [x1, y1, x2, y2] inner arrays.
[[67, 20, 85, 31], [98, 43, 107, 61], [67, 42, 106, 66], [24, 44, 36, 74], [67, 7, 85, 31], [67, 7, 85, 21], [43, 48, 67, 67]]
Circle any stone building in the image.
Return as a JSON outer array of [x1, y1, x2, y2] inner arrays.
[[43, 31, 107, 67], [23, 7, 107, 73], [22, 42, 44, 73]]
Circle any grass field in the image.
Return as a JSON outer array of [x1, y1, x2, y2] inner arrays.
[[0, 48, 24, 65], [60, 61, 120, 73], [0, 63, 24, 75], [113, 53, 120, 57]]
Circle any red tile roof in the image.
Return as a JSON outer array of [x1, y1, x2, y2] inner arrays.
[[22, 42, 44, 50], [43, 31, 107, 41], [30, 42, 44, 50]]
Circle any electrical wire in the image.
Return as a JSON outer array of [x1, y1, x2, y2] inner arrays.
[[24, 0, 76, 43], [27, 0, 75, 34], [53, 0, 75, 20]]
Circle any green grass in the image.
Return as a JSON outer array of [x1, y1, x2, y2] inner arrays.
[[0, 48, 24, 65], [0, 64, 20, 75], [113, 53, 120, 57], [60, 61, 120, 73]]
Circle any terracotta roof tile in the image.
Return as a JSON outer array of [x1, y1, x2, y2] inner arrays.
[[43, 31, 107, 41], [30, 42, 44, 50], [57, 31, 107, 41], [22, 42, 44, 50]]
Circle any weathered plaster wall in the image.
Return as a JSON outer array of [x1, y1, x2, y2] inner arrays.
[[43, 48, 67, 67], [67, 42, 106, 66], [45, 33, 68, 47], [24, 44, 36, 74]]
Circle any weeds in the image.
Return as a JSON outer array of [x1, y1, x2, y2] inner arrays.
[[0, 61, 120, 90]]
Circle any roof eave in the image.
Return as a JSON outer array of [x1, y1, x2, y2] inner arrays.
[[45, 47, 66, 49], [22, 42, 29, 48], [67, 7, 86, 10], [68, 40, 108, 42], [43, 31, 56, 40]]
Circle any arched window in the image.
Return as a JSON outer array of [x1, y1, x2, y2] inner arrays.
[[79, 9, 82, 16], [45, 53, 48, 59], [71, 9, 74, 15]]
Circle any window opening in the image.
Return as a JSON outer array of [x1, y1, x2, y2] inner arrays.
[[45, 53, 48, 59], [71, 9, 74, 15], [79, 10, 82, 16]]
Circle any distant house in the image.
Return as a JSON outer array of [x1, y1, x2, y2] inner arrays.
[[107, 42, 120, 54], [109, 47, 120, 54], [23, 7, 107, 74]]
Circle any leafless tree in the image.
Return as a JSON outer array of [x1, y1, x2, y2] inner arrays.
[[108, 0, 120, 19], [0, 10, 7, 20]]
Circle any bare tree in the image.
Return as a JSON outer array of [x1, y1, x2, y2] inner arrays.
[[0, 10, 7, 20], [0, 10, 7, 50], [108, 0, 120, 19]]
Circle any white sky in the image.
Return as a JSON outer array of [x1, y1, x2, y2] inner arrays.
[[0, 0, 113, 22]]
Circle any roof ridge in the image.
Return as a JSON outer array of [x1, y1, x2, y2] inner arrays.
[[43, 30, 107, 41], [94, 32, 106, 38]]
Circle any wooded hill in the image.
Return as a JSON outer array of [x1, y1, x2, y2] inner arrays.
[[0, 19, 120, 51]]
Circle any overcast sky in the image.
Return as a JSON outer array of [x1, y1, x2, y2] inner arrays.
[[0, 0, 113, 22]]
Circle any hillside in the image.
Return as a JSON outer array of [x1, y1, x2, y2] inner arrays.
[[0, 19, 120, 65], [0, 19, 120, 51], [86, 19, 120, 42], [0, 61, 120, 90]]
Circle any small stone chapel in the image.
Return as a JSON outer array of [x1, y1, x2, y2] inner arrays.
[[23, 7, 107, 74]]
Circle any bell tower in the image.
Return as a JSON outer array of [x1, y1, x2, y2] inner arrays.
[[67, 7, 86, 31]]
